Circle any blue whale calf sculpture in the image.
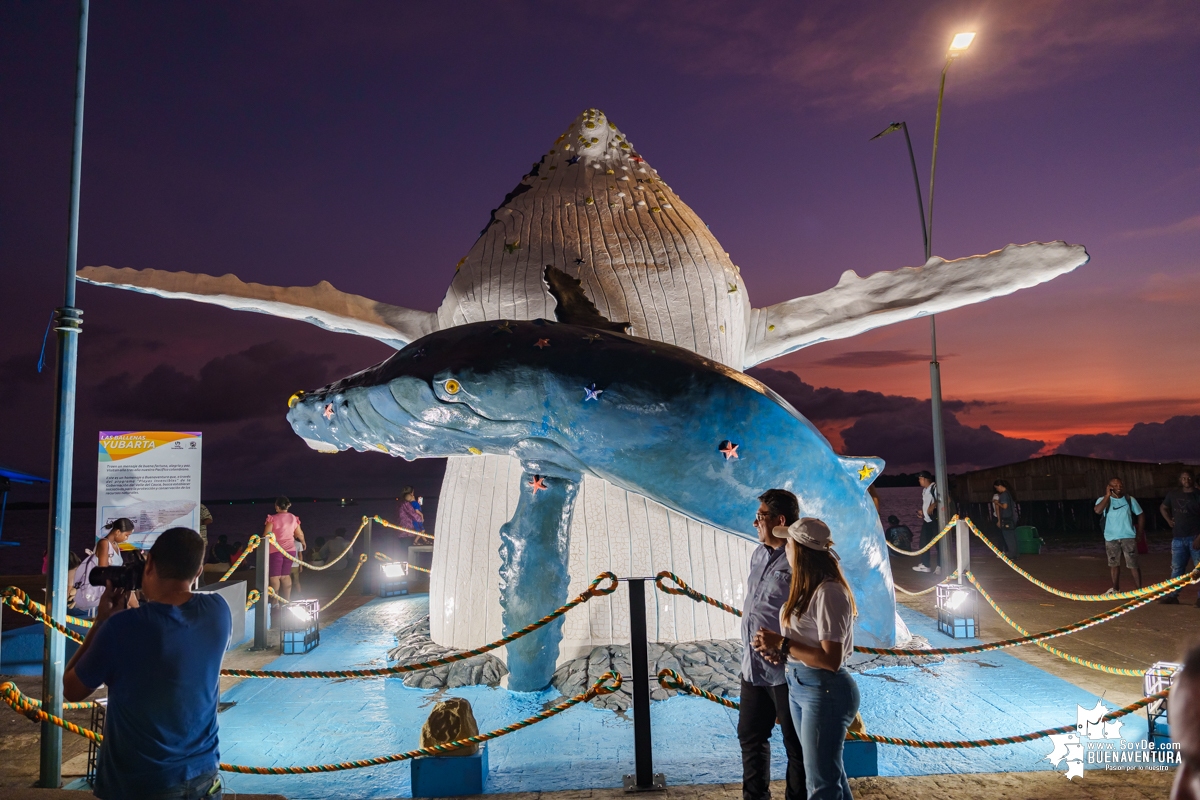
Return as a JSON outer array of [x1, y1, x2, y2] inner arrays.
[[288, 304, 897, 691]]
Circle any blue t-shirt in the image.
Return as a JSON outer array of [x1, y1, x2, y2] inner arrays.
[[75, 593, 231, 799], [1097, 495, 1142, 541]]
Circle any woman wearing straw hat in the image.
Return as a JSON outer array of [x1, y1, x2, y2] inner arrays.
[[752, 517, 860, 800]]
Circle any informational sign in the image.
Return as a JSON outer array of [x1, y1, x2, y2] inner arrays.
[[97, 431, 202, 548]]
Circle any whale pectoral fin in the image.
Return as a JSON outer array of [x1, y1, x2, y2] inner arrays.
[[77, 266, 437, 349], [499, 470, 581, 691], [840, 456, 885, 488], [742, 241, 1089, 366]]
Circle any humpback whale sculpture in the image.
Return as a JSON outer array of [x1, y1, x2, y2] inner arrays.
[[79, 109, 1089, 687], [287, 303, 893, 688]]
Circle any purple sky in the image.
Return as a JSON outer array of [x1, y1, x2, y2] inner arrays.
[[2, 1, 1198, 504]]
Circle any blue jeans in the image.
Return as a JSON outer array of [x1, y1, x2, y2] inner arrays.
[[785, 663, 860, 800], [141, 771, 222, 800], [1168, 537, 1200, 598]]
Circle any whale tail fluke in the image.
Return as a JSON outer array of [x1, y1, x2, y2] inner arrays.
[[838, 456, 885, 490]]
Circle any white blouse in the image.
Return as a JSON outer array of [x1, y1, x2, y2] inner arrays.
[[779, 580, 855, 668]]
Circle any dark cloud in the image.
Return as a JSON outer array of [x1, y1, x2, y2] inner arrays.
[[812, 349, 952, 368], [748, 367, 1043, 471], [1057, 416, 1200, 462], [92, 341, 338, 423]]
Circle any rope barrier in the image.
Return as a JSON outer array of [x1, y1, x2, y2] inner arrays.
[[656, 669, 1168, 749], [219, 571, 618, 678], [2, 588, 87, 643], [2, 673, 622, 774], [267, 519, 369, 572], [373, 515, 434, 542], [655, 572, 742, 616], [885, 517, 958, 556], [322, 554, 369, 610], [895, 573, 958, 597], [217, 534, 260, 582], [965, 518, 1200, 601], [966, 572, 1150, 676], [1, 682, 102, 743]]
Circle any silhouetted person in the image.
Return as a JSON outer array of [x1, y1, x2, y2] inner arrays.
[[884, 515, 912, 550], [1160, 469, 1200, 605]]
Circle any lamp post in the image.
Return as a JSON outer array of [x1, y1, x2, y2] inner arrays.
[[873, 31, 975, 572], [41, 0, 90, 787]]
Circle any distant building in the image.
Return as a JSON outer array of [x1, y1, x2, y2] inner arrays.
[[949, 454, 1198, 534]]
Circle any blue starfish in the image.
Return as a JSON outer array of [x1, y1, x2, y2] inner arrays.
[[583, 383, 603, 402], [567, 156, 580, 165]]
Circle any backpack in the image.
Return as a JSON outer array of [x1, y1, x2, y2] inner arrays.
[[71, 549, 104, 610]]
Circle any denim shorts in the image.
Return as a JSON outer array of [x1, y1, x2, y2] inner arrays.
[[1105, 538, 1137, 569]]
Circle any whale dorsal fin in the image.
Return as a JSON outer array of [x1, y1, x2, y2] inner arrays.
[[544, 265, 630, 333]]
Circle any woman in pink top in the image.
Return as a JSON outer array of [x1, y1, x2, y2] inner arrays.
[[263, 496, 306, 602]]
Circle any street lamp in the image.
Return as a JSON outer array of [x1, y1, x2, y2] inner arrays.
[[872, 31, 975, 573]]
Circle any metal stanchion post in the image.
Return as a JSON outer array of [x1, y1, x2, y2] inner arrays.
[[956, 519, 970, 585], [251, 539, 269, 650], [362, 518, 373, 595], [622, 578, 665, 792]]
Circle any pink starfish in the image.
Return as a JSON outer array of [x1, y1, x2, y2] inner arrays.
[[528, 475, 548, 495], [323, 403, 335, 420], [534, 338, 550, 348], [719, 440, 739, 460]]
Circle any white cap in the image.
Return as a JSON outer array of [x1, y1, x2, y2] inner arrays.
[[774, 517, 836, 555]]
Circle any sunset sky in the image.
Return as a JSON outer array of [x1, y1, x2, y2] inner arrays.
[[2, 1, 1198, 501]]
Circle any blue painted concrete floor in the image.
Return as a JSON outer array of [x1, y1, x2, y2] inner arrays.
[[218, 596, 1149, 799]]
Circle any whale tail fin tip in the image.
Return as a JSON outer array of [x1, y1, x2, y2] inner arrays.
[[839, 456, 885, 490]]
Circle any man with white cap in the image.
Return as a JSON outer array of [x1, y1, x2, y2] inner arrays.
[[738, 489, 806, 800]]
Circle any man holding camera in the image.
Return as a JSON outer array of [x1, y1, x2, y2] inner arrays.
[[64, 527, 232, 800]]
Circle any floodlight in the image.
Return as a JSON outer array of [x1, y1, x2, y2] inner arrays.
[[381, 561, 409, 579], [948, 32, 976, 56]]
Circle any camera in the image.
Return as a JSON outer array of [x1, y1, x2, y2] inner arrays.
[[89, 550, 147, 591]]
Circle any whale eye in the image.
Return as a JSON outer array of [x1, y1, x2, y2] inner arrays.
[[287, 391, 305, 408], [443, 379, 461, 395]]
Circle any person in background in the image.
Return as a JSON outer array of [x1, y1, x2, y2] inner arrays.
[[263, 496, 306, 604], [228, 541, 244, 566], [317, 528, 353, 572], [64, 527, 231, 800], [309, 536, 328, 565], [993, 480, 1019, 560], [198, 503, 213, 554], [211, 535, 234, 565], [912, 471, 941, 575], [1171, 640, 1200, 800], [737, 489, 806, 800], [395, 486, 425, 563], [1094, 477, 1143, 596], [753, 518, 860, 800], [71, 518, 134, 613], [883, 515, 912, 550], [1160, 469, 1200, 606]]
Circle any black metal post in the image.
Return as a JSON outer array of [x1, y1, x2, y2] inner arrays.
[[251, 537, 269, 649], [623, 578, 664, 791]]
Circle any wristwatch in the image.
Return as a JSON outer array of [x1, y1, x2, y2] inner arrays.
[[778, 636, 790, 659]]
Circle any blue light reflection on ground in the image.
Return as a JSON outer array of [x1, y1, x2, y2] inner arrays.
[[217, 596, 1146, 799]]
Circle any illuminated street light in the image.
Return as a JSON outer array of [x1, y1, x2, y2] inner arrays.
[[948, 32, 976, 56]]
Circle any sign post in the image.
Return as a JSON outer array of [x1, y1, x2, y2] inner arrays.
[[96, 432, 202, 549]]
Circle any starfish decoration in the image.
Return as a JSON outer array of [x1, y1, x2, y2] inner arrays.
[[323, 403, 335, 421], [493, 321, 515, 334], [467, 446, 482, 455], [857, 464, 876, 481], [528, 475, 548, 495], [574, 258, 585, 265], [631, 155, 644, 163], [583, 333, 602, 343], [583, 383, 603, 402], [727, 282, 738, 294], [567, 156, 580, 165], [411, 346, 427, 360], [719, 440, 739, 460], [534, 338, 550, 349], [504, 239, 520, 253]]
